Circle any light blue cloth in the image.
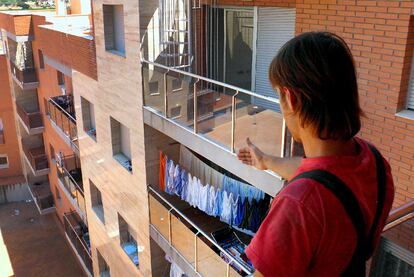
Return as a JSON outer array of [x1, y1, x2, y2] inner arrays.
[[123, 242, 137, 255], [214, 189, 224, 217]]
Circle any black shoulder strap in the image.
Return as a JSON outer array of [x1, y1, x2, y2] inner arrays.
[[366, 144, 387, 257], [289, 143, 387, 276]]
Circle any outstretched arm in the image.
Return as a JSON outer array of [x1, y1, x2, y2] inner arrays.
[[237, 138, 302, 181]]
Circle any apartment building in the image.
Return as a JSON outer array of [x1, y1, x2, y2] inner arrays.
[[1, 0, 414, 276]]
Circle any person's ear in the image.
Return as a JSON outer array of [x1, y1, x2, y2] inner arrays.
[[282, 87, 296, 112]]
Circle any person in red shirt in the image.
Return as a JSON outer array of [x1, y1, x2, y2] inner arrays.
[[238, 32, 394, 276]]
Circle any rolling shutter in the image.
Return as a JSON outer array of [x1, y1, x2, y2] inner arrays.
[[254, 7, 295, 111]]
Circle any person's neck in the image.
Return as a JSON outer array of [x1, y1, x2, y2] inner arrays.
[[300, 130, 357, 158]]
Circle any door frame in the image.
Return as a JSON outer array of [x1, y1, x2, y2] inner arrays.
[[221, 6, 257, 92]]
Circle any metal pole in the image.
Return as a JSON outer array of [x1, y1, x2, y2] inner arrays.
[[193, 79, 200, 133], [231, 91, 238, 153], [281, 119, 287, 158], [163, 70, 169, 116]]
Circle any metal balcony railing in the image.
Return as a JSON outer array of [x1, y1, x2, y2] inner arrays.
[[141, 59, 290, 159], [22, 144, 49, 172], [148, 185, 253, 276], [16, 103, 43, 130], [9, 60, 38, 84], [383, 201, 414, 232], [28, 182, 54, 211], [56, 154, 86, 217], [46, 96, 78, 151], [63, 212, 92, 275]]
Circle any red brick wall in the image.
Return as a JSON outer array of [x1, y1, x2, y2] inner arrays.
[[0, 14, 32, 36], [0, 55, 24, 184], [32, 15, 97, 80], [295, 0, 414, 208]]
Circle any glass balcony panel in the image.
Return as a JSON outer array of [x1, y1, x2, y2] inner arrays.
[[149, 194, 170, 240], [171, 214, 196, 265], [196, 83, 235, 150], [143, 65, 166, 116], [166, 73, 194, 130], [196, 236, 228, 277], [235, 94, 283, 157]]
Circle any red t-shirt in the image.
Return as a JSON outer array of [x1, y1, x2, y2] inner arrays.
[[245, 137, 394, 276]]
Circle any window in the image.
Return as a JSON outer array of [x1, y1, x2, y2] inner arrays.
[[103, 5, 126, 56], [110, 117, 132, 172], [371, 238, 414, 276], [170, 105, 182, 119], [149, 81, 159, 96], [407, 52, 414, 111], [57, 71, 64, 85], [0, 119, 4, 144], [97, 250, 110, 277], [0, 36, 5, 55], [90, 180, 105, 224], [38, 50, 44, 69], [49, 144, 55, 163], [0, 155, 9, 169], [81, 97, 97, 140], [118, 213, 139, 267], [172, 79, 182, 92]]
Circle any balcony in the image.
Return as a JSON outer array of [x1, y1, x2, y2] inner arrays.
[[15, 102, 44, 135], [63, 212, 93, 277], [9, 61, 38, 90], [142, 60, 289, 196], [0, 130, 4, 144], [56, 154, 86, 221], [22, 139, 49, 176], [148, 186, 253, 277], [46, 95, 79, 154], [27, 180, 55, 215]]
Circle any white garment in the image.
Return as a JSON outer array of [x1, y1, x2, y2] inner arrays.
[[220, 191, 233, 224], [198, 183, 209, 212], [207, 185, 217, 216], [167, 160, 175, 193], [191, 176, 200, 208], [185, 172, 193, 204]]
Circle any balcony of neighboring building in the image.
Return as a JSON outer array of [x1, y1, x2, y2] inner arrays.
[[0, 129, 4, 144], [15, 92, 44, 135], [45, 95, 79, 154], [7, 38, 38, 90], [21, 135, 49, 176], [27, 177, 55, 215], [56, 154, 86, 222], [63, 211, 93, 277]]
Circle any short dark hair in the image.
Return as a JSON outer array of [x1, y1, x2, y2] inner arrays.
[[269, 32, 362, 140]]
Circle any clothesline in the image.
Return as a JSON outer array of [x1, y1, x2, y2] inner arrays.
[[159, 145, 271, 234]]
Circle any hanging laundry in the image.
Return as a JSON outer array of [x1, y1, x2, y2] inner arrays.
[[159, 151, 166, 191], [165, 160, 175, 195]]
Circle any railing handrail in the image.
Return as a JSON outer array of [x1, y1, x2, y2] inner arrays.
[[383, 201, 414, 232], [57, 159, 84, 196], [148, 185, 253, 275], [141, 59, 280, 105], [63, 212, 92, 258], [48, 97, 77, 123]]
